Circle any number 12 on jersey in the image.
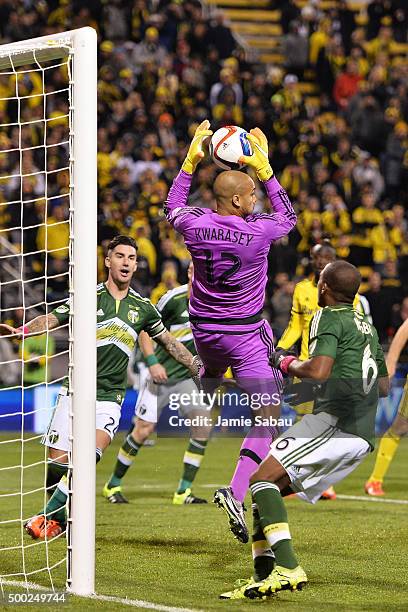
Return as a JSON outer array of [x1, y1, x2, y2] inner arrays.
[[203, 250, 242, 292]]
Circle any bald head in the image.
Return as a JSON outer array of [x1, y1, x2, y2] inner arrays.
[[318, 260, 361, 306], [214, 171, 256, 217]]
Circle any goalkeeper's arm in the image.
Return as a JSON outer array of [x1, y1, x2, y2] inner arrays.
[[163, 120, 212, 231], [0, 313, 60, 338]]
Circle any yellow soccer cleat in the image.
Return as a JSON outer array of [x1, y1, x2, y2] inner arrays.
[[103, 483, 129, 504], [245, 565, 308, 598], [219, 577, 264, 600], [172, 488, 207, 505]]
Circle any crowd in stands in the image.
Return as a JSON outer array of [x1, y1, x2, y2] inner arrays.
[[0, 0, 407, 359]]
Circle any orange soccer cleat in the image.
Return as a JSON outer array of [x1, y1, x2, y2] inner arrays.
[[320, 486, 337, 500], [24, 515, 65, 540], [364, 480, 385, 497]]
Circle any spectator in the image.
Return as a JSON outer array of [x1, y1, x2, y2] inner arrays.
[[282, 21, 309, 78], [333, 59, 362, 109]]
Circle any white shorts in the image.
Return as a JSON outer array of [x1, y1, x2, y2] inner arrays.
[[135, 375, 209, 424], [41, 394, 121, 452], [269, 412, 371, 504]]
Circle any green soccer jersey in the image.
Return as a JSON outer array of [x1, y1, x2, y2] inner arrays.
[[154, 285, 196, 381], [52, 283, 166, 403], [309, 303, 388, 447]]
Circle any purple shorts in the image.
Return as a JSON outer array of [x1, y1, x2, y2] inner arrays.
[[191, 319, 282, 399]]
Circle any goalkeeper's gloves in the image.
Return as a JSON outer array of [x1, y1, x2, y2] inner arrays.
[[182, 119, 213, 175], [238, 127, 273, 182], [269, 349, 297, 375]]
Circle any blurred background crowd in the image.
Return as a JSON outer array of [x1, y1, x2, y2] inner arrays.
[[0, 0, 407, 383]]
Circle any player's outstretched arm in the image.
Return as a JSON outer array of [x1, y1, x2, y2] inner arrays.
[[154, 330, 200, 378], [138, 330, 168, 384], [242, 127, 297, 238], [164, 120, 213, 232], [270, 349, 334, 381], [386, 318, 408, 377], [0, 313, 60, 337]]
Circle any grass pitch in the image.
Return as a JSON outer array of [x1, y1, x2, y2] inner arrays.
[[0, 434, 407, 611]]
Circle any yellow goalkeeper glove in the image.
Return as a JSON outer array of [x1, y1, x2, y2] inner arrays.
[[239, 127, 273, 182], [182, 119, 213, 175]]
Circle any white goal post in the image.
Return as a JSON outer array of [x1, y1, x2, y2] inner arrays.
[[0, 28, 97, 595]]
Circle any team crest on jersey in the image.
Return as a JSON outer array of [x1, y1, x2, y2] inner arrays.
[[47, 430, 59, 445], [128, 309, 139, 324]]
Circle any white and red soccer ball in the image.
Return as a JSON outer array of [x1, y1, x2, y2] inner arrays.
[[209, 125, 252, 171]]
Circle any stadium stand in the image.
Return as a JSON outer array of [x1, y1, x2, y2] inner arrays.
[[0, 0, 407, 359]]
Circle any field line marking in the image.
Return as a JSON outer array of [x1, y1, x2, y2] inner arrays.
[[0, 579, 201, 611], [336, 494, 408, 505]]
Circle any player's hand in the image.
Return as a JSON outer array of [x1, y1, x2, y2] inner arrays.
[[149, 363, 168, 384], [238, 127, 273, 182], [269, 349, 297, 375], [181, 120, 213, 175], [283, 379, 321, 406], [0, 324, 20, 337]]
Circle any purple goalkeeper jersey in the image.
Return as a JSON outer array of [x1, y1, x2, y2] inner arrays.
[[164, 171, 297, 322]]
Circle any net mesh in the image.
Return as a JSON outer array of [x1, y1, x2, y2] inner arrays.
[[0, 41, 73, 593]]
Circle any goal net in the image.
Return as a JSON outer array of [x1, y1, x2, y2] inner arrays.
[[0, 28, 97, 597]]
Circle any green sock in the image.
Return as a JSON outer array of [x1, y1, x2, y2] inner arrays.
[[251, 504, 275, 580], [177, 439, 207, 493], [44, 475, 68, 524], [108, 434, 141, 488], [250, 480, 298, 570], [46, 461, 68, 498]]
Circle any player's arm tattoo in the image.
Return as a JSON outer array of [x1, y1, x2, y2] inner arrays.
[[155, 330, 197, 373], [25, 313, 60, 335]]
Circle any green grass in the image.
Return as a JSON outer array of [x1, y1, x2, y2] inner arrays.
[[0, 434, 407, 611]]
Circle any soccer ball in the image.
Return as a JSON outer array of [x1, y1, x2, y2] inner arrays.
[[209, 125, 252, 171]]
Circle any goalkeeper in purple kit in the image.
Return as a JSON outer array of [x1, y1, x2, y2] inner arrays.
[[164, 120, 297, 542]]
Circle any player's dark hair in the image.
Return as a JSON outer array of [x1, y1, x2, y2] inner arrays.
[[324, 260, 361, 303], [107, 235, 138, 254]]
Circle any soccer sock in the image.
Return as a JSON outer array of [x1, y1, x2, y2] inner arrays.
[[46, 461, 68, 498], [251, 503, 275, 581], [369, 430, 401, 482], [44, 475, 68, 524], [96, 447, 102, 463], [230, 425, 277, 503], [107, 433, 141, 488], [177, 438, 208, 493], [250, 480, 298, 570]]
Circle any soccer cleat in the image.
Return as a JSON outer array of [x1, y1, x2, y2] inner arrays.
[[365, 479, 385, 497], [103, 483, 129, 504], [245, 565, 308, 598], [320, 486, 337, 500], [173, 488, 207, 505], [213, 487, 248, 543], [24, 515, 65, 540], [219, 577, 263, 600]]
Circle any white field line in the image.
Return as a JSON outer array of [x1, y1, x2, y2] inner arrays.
[[200, 484, 408, 505], [0, 579, 201, 611], [336, 494, 408, 505]]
